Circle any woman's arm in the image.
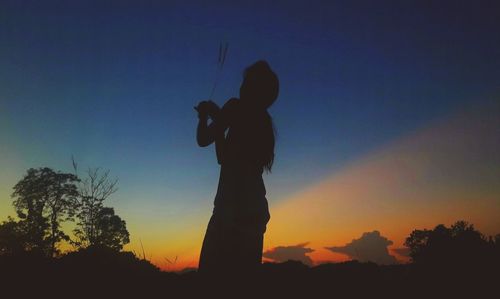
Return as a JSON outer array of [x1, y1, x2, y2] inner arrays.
[[195, 100, 223, 147], [195, 98, 236, 147], [196, 116, 219, 147]]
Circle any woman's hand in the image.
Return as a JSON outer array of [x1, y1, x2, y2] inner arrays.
[[194, 100, 220, 120]]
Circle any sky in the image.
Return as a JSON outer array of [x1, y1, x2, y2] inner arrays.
[[1, 0, 499, 270]]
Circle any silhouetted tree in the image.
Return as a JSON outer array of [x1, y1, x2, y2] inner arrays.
[[11, 168, 79, 257], [71, 163, 128, 250], [0, 217, 28, 255], [404, 220, 492, 266], [91, 207, 130, 251]]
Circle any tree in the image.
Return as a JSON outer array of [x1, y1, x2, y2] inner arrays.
[[92, 207, 130, 251], [404, 220, 491, 266], [0, 217, 28, 256], [72, 164, 129, 251], [11, 167, 79, 257]]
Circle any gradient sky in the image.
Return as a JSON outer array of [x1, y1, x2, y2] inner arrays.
[[1, 1, 499, 270]]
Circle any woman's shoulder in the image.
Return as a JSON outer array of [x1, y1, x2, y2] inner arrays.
[[222, 97, 240, 111], [221, 98, 241, 119], [215, 98, 240, 127]]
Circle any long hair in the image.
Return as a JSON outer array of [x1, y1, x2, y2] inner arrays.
[[261, 110, 276, 172], [241, 61, 279, 172]]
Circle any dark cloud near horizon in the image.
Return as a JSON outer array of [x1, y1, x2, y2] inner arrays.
[[326, 231, 398, 265], [263, 243, 314, 266], [392, 247, 411, 257]]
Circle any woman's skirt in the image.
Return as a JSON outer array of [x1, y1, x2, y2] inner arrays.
[[198, 205, 270, 274]]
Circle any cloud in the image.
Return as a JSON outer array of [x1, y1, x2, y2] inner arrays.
[[392, 247, 411, 257], [263, 243, 315, 266], [326, 231, 397, 265]]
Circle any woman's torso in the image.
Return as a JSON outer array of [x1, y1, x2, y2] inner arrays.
[[212, 100, 271, 230]]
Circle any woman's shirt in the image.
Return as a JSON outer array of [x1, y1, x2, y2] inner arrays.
[[212, 98, 271, 231]]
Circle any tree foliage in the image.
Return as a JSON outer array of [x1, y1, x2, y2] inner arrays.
[[11, 167, 79, 256], [91, 207, 130, 251], [0, 217, 29, 256], [72, 165, 129, 251], [404, 220, 496, 266], [1, 165, 130, 257]]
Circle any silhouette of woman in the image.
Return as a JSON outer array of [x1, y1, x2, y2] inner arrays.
[[195, 60, 278, 274]]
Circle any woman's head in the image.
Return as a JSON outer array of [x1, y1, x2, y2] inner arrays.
[[240, 60, 279, 109]]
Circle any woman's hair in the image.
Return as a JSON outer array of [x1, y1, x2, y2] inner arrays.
[[241, 60, 279, 172], [260, 111, 276, 172]]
